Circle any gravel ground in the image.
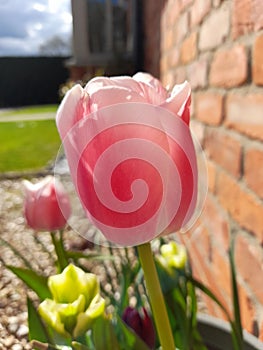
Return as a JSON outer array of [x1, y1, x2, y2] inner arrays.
[[0, 177, 94, 349], [0, 176, 135, 349], [0, 178, 54, 349]]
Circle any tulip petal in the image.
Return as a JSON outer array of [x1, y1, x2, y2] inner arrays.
[[88, 86, 147, 112], [161, 81, 191, 124], [160, 241, 187, 269], [133, 72, 168, 105], [73, 294, 105, 338], [23, 176, 70, 231], [55, 73, 202, 246], [133, 72, 168, 96], [85, 76, 143, 96], [38, 299, 70, 338], [48, 264, 99, 306], [56, 84, 89, 140]]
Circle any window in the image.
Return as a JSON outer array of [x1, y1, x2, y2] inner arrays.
[[71, 0, 138, 66]]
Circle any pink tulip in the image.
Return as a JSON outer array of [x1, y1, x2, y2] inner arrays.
[[56, 72, 197, 246], [23, 176, 71, 231]]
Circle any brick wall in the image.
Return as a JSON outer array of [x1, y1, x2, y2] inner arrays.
[[143, 0, 263, 340]]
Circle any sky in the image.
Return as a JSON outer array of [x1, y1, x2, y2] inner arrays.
[[0, 0, 72, 56]]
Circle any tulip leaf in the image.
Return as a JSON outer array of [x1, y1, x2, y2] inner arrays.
[[187, 275, 232, 323], [72, 341, 92, 350], [117, 316, 151, 350], [229, 238, 244, 350], [93, 316, 120, 350], [66, 251, 115, 261], [27, 297, 53, 344], [7, 265, 52, 300]]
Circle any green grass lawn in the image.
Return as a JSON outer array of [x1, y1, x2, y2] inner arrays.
[[0, 119, 61, 172], [0, 104, 58, 117]]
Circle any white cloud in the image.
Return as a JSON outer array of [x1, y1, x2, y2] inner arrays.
[[0, 0, 72, 56]]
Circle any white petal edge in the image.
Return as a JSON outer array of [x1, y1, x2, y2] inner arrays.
[[56, 84, 86, 140]]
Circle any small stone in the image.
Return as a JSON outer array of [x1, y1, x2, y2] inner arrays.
[[4, 336, 15, 347], [11, 344, 23, 350], [9, 316, 19, 324], [8, 322, 18, 334], [16, 324, 28, 338]]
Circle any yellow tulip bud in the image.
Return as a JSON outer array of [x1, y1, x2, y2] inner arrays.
[[160, 241, 187, 270], [38, 264, 105, 339]]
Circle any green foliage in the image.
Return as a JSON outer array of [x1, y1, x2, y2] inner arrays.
[[92, 316, 121, 350], [156, 258, 208, 350], [27, 297, 52, 343], [2, 220, 245, 350], [71, 341, 92, 350], [115, 316, 151, 350], [6, 265, 52, 300], [50, 231, 69, 273]]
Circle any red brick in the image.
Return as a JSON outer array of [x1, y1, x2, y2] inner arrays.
[[213, 0, 223, 7], [175, 11, 189, 45], [232, 0, 263, 39], [235, 235, 263, 304], [244, 147, 263, 200], [259, 321, 263, 342], [160, 55, 168, 77], [166, 1, 181, 28], [180, 32, 197, 64], [238, 284, 256, 334], [204, 129, 242, 178], [167, 47, 180, 68], [190, 0, 211, 27], [173, 66, 187, 84], [225, 94, 263, 141], [163, 27, 174, 51], [199, 2, 230, 51], [187, 222, 212, 261], [180, 0, 194, 11], [161, 71, 175, 90], [190, 119, 205, 146], [252, 34, 263, 86], [211, 249, 232, 301], [217, 172, 263, 243], [207, 160, 217, 193], [202, 195, 230, 252], [195, 92, 224, 125], [210, 45, 248, 88], [181, 233, 230, 319], [187, 56, 208, 89]]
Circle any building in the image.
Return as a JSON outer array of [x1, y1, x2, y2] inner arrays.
[[67, 0, 142, 80], [69, 0, 263, 341]]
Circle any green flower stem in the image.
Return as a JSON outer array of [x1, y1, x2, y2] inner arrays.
[[137, 242, 175, 350], [50, 231, 68, 273]]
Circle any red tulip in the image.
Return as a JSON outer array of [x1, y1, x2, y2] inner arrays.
[[23, 176, 71, 231], [122, 306, 155, 349], [56, 73, 197, 246]]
